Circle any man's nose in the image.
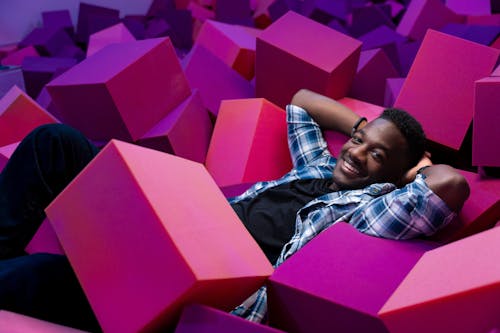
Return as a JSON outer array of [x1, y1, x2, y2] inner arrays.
[[349, 144, 367, 164]]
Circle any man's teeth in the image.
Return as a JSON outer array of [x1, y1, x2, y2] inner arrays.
[[344, 160, 360, 175]]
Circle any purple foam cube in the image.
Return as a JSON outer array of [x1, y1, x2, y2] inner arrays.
[[76, 3, 120, 43], [446, 0, 491, 16], [348, 4, 396, 37], [146, 0, 176, 18], [384, 77, 405, 108], [42, 10, 74, 35], [393, 40, 421, 77], [215, 0, 254, 26], [358, 25, 407, 51], [137, 90, 213, 164], [0, 66, 25, 99], [439, 24, 500, 46], [301, 0, 354, 22], [121, 15, 147, 40], [268, 0, 302, 22], [183, 44, 255, 116], [349, 48, 399, 106], [1, 46, 39, 66], [145, 17, 171, 39], [174, 304, 285, 333], [267, 222, 437, 333], [18, 27, 75, 57], [162, 9, 194, 50]]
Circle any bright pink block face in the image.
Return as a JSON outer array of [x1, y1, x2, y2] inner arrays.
[[174, 304, 286, 333], [379, 227, 500, 333], [205, 98, 292, 188], [45, 140, 273, 333], [267, 223, 436, 333], [86, 22, 136, 57], [472, 77, 500, 166], [47, 38, 190, 142], [1, 46, 39, 66], [256, 11, 361, 108], [0, 310, 89, 333], [395, 29, 500, 150], [0, 86, 58, 146]]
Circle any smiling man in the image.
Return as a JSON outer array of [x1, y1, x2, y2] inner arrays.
[[230, 89, 470, 322]]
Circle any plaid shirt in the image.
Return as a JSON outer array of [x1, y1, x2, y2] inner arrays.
[[230, 104, 455, 323]]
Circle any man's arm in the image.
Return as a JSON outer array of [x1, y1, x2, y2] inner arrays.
[[290, 89, 365, 135]]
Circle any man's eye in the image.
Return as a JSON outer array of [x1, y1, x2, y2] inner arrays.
[[351, 136, 362, 144], [371, 151, 384, 162]]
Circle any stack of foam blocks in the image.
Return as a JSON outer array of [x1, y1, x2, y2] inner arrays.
[[0, 0, 500, 332]]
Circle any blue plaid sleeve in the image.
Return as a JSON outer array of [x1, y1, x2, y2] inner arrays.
[[286, 104, 332, 168], [349, 175, 456, 239]]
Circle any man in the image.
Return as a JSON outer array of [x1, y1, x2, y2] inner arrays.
[[0, 89, 469, 330]]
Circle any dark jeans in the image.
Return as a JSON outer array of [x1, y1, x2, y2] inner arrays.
[[0, 124, 101, 332]]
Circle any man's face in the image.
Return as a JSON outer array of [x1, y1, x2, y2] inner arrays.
[[332, 118, 411, 190]]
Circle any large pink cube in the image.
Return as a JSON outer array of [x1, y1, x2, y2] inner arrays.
[[256, 11, 362, 108], [46, 37, 191, 143], [379, 226, 500, 333], [86, 22, 136, 58], [137, 90, 213, 164], [394, 29, 500, 150], [45, 140, 273, 333], [472, 77, 500, 166], [0, 311, 89, 333], [205, 98, 292, 188], [267, 222, 437, 333], [174, 304, 285, 333], [0, 86, 58, 146]]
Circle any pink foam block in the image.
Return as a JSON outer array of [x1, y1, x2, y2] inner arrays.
[[256, 11, 361, 108], [472, 77, 500, 166], [324, 97, 384, 156], [205, 98, 292, 188], [445, 0, 491, 16], [86, 22, 136, 58], [137, 90, 213, 164], [394, 29, 500, 151], [384, 77, 405, 108], [174, 304, 285, 333], [267, 222, 437, 333], [1, 46, 39, 66], [0, 86, 58, 146], [0, 141, 19, 172], [379, 226, 500, 333], [430, 170, 500, 242], [349, 48, 399, 106], [396, 0, 463, 40], [0, 310, 89, 333], [45, 140, 273, 333], [25, 218, 64, 255], [46, 37, 190, 143], [183, 44, 255, 116], [195, 20, 261, 80]]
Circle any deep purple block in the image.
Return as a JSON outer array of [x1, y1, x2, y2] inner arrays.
[[174, 304, 285, 333], [445, 0, 491, 15], [42, 10, 74, 35], [145, 17, 171, 39], [220, 182, 255, 198], [122, 15, 147, 39], [348, 4, 396, 37], [215, 0, 254, 26], [18, 27, 75, 57], [268, 0, 302, 22], [392, 40, 421, 77], [146, 0, 176, 18], [349, 48, 399, 106], [439, 24, 500, 46], [358, 25, 407, 51], [384, 77, 405, 108], [137, 90, 213, 164], [301, 0, 354, 22], [327, 19, 349, 35], [36, 87, 62, 120], [267, 222, 437, 333], [183, 44, 255, 116], [76, 2, 120, 44], [162, 9, 194, 50], [0, 66, 25, 99], [21, 56, 77, 99], [386, 0, 405, 18]]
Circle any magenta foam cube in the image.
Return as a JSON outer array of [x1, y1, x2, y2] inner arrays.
[[183, 44, 255, 116], [75, 2, 120, 43], [0, 86, 58, 146], [0, 66, 25, 98], [324, 97, 384, 156], [46, 37, 191, 143], [394, 29, 500, 151], [396, 0, 464, 40], [205, 98, 292, 188], [174, 304, 285, 333], [473, 77, 500, 166], [267, 222, 437, 333], [349, 48, 399, 106], [379, 226, 500, 333], [19, 27, 75, 57], [45, 140, 273, 333], [445, 0, 491, 16], [86, 22, 136, 58], [195, 20, 261, 80], [384, 77, 405, 107], [0, 310, 89, 333], [429, 170, 500, 242], [256, 11, 362, 109], [1, 46, 39, 67], [137, 90, 213, 164], [0, 141, 18, 172], [25, 218, 64, 255]]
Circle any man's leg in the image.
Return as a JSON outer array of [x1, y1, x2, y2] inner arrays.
[[0, 124, 99, 259]]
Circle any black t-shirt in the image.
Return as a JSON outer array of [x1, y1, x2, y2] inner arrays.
[[231, 178, 333, 264]]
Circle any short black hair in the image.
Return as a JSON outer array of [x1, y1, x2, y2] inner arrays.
[[378, 108, 426, 167]]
